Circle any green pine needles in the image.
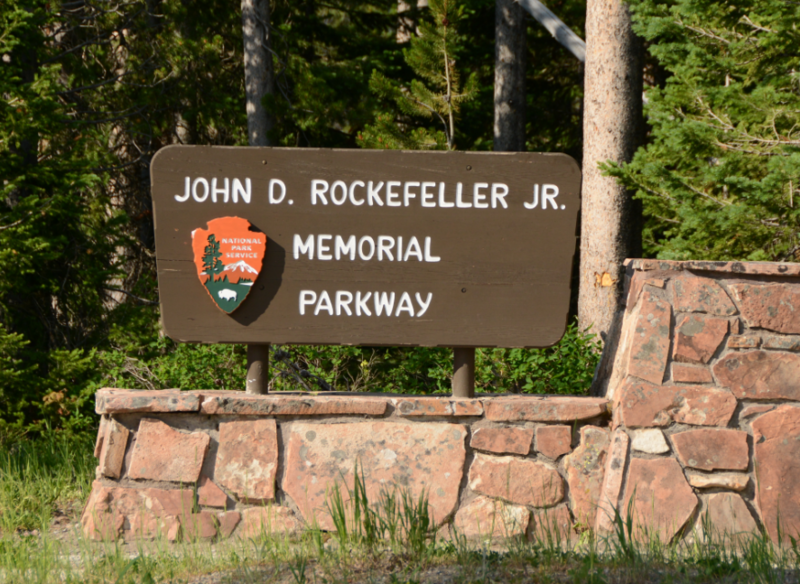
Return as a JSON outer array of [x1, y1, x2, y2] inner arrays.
[[605, 0, 800, 261], [202, 234, 224, 276], [358, 0, 478, 151]]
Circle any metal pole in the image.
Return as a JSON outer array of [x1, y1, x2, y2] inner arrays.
[[452, 347, 475, 398], [246, 344, 270, 394]]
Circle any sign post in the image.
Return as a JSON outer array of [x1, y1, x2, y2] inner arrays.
[[453, 348, 476, 398], [246, 344, 269, 394], [151, 146, 581, 395]]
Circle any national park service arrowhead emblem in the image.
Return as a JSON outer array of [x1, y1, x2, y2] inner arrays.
[[191, 217, 267, 314]]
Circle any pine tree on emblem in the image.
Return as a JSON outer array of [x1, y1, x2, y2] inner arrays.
[[203, 234, 224, 277]]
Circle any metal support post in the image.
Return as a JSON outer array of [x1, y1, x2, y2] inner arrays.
[[246, 344, 270, 394], [452, 347, 475, 398]]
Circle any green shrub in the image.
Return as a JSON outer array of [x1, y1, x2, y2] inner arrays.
[[0, 317, 600, 436], [105, 318, 600, 396]]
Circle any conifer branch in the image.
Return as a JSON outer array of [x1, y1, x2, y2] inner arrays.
[[442, 18, 455, 150]]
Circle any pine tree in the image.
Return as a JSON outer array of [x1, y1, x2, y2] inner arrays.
[[358, 0, 478, 150], [203, 235, 224, 277], [606, 0, 800, 261]]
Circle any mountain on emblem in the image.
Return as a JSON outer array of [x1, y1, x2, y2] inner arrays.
[[191, 217, 267, 314]]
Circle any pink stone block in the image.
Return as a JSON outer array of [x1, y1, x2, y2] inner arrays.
[[200, 392, 388, 416], [484, 396, 607, 422], [671, 428, 749, 471], [618, 378, 736, 427], [535, 425, 572, 459], [452, 496, 530, 539], [468, 453, 563, 508], [564, 426, 609, 524], [197, 475, 228, 508], [239, 506, 301, 538], [672, 314, 728, 364], [702, 493, 758, 540], [128, 419, 209, 483], [752, 406, 800, 542], [626, 289, 671, 385], [731, 283, 800, 334], [95, 388, 200, 414], [282, 421, 466, 531], [727, 335, 760, 349], [671, 363, 713, 384], [533, 505, 574, 544], [183, 511, 218, 541], [98, 418, 129, 479], [621, 458, 697, 543], [217, 511, 241, 538], [672, 275, 737, 316], [470, 427, 533, 455], [81, 481, 194, 541], [216, 419, 278, 503], [714, 350, 800, 400], [397, 398, 483, 417], [595, 429, 629, 534]]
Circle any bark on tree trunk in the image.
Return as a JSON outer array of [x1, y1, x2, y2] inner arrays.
[[242, 0, 274, 393], [494, 0, 526, 152], [578, 0, 643, 343], [242, 0, 274, 147]]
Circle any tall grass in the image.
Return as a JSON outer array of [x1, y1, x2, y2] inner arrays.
[[1, 436, 800, 583], [324, 464, 437, 557], [0, 432, 95, 535]]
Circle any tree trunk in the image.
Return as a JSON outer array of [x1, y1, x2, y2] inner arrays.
[[242, 0, 274, 147], [242, 0, 274, 393], [578, 0, 643, 343], [493, 0, 526, 152]]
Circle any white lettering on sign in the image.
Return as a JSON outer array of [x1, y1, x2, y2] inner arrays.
[[404, 182, 419, 206], [174, 177, 563, 210], [176, 177, 252, 203], [309, 179, 511, 209], [232, 178, 251, 203], [335, 235, 356, 260], [491, 183, 509, 208], [359, 236, 375, 260], [386, 181, 401, 207], [311, 179, 328, 204], [421, 182, 436, 207], [293, 234, 440, 262], [269, 179, 286, 204], [225, 252, 258, 259], [368, 181, 384, 206], [456, 183, 471, 208], [474, 183, 489, 208], [212, 178, 229, 203], [299, 290, 433, 317], [524, 184, 562, 210], [192, 177, 209, 202], [377, 236, 394, 261], [330, 181, 348, 205], [317, 234, 333, 260], [349, 181, 365, 205]]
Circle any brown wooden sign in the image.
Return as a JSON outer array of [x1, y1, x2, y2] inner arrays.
[[151, 146, 581, 347]]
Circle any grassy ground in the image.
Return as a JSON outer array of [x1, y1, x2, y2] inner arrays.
[[1, 434, 800, 584]]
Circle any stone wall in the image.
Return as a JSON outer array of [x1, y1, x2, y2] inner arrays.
[[82, 260, 800, 544], [83, 390, 608, 542], [597, 259, 800, 545]]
